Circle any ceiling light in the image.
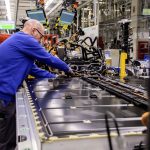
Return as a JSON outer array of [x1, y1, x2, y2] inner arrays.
[[45, 0, 54, 10], [4, 0, 11, 20]]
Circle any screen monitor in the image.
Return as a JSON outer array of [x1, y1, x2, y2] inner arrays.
[[143, 8, 150, 15], [26, 8, 46, 24], [142, 2, 150, 15], [0, 21, 15, 30], [60, 10, 75, 25]]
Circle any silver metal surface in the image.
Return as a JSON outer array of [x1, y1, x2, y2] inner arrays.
[[16, 78, 146, 150], [16, 88, 39, 150]]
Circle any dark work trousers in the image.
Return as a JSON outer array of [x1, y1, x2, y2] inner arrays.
[[0, 100, 16, 150]]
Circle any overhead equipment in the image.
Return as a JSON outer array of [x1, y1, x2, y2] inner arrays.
[[26, 8, 47, 24], [59, 9, 75, 25]]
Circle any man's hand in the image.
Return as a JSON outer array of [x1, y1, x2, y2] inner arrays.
[[55, 67, 75, 78], [66, 67, 75, 77], [55, 74, 67, 79]]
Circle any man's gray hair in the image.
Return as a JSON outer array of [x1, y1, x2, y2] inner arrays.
[[24, 19, 43, 30]]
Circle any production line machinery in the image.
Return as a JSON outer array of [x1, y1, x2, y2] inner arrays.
[[82, 76, 149, 108], [16, 77, 147, 150]]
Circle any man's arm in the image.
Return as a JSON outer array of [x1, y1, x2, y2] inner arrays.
[[29, 64, 56, 78], [18, 36, 70, 73]]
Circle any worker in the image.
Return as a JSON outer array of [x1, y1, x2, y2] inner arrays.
[[0, 19, 73, 150], [141, 112, 150, 127]]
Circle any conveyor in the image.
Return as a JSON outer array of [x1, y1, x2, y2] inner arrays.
[[16, 77, 147, 150], [82, 76, 149, 108]]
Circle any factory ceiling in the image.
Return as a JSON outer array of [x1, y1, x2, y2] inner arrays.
[[0, 0, 36, 26], [0, 0, 89, 27], [0, 0, 147, 27]]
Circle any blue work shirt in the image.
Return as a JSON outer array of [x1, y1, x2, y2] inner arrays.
[[0, 32, 69, 105]]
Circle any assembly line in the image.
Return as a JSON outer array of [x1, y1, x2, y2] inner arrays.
[[0, 0, 149, 150]]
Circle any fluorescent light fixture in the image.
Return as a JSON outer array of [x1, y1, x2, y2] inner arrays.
[[46, 1, 63, 16], [45, 0, 54, 10], [4, 0, 11, 20]]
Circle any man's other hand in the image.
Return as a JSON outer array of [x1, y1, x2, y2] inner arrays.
[[66, 67, 75, 77]]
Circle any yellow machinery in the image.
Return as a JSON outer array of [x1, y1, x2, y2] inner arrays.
[[119, 52, 127, 79]]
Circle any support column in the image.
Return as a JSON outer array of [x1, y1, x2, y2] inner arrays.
[[131, 0, 140, 60], [77, 10, 79, 29], [93, 0, 98, 25], [81, 9, 85, 28]]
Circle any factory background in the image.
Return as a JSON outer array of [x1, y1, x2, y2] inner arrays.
[[0, 0, 150, 150]]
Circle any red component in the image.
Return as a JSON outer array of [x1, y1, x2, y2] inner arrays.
[[138, 41, 148, 60], [0, 34, 10, 44], [38, 0, 44, 5], [43, 34, 58, 46], [42, 34, 58, 50], [73, 2, 78, 8]]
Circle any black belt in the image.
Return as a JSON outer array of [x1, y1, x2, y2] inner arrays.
[[0, 100, 5, 107], [0, 100, 14, 107]]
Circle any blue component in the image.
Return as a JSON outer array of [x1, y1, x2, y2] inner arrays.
[[144, 54, 150, 61], [60, 10, 75, 25], [26, 9, 46, 23]]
